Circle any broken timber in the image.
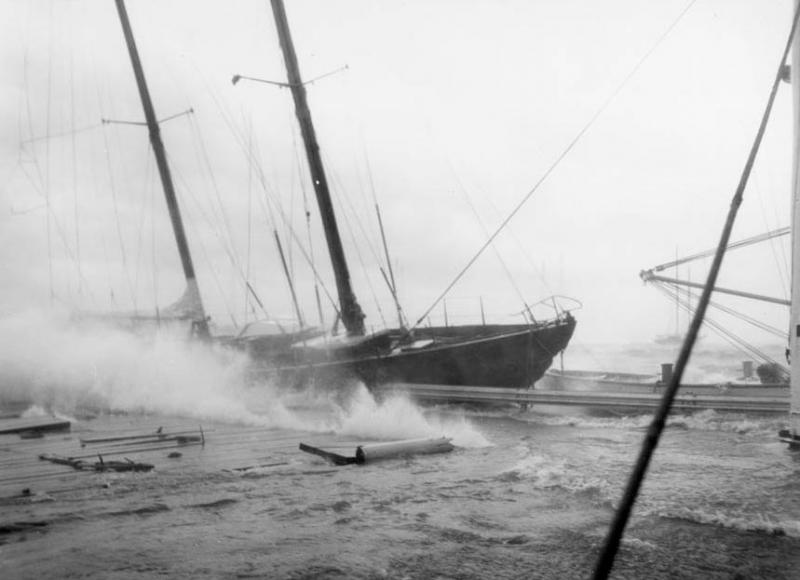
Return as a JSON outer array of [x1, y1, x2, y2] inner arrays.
[[300, 437, 454, 466], [778, 429, 800, 450], [80, 426, 205, 447], [39, 453, 154, 473]]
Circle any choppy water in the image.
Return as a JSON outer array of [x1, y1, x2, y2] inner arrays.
[[1, 316, 799, 578], [2, 403, 800, 579]]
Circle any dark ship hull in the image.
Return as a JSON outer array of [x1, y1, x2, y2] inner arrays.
[[236, 314, 576, 389]]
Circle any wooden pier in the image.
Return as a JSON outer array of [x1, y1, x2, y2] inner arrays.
[[377, 383, 789, 414], [0, 411, 406, 502]]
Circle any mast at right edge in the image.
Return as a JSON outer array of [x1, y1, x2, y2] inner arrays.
[[269, 0, 365, 336], [790, 0, 800, 438]]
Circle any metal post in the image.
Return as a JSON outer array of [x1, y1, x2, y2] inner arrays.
[[791, 0, 800, 438]]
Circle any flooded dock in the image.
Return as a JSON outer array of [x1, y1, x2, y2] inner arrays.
[[2, 396, 800, 579]]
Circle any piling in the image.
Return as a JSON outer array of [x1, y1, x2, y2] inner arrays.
[[660, 363, 674, 384]]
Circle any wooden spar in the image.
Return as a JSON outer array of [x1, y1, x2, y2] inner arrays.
[[791, 0, 800, 439], [641, 272, 790, 306], [114, 0, 209, 338], [274, 230, 305, 328], [298, 443, 354, 465], [649, 226, 790, 272], [269, 0, 365, 336]]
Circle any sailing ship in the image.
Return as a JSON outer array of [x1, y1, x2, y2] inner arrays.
[[110, 0, 576, 390]]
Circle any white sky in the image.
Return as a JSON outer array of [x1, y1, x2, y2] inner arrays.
[[0, 0, 795, 349]]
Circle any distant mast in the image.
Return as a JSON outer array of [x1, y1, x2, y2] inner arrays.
[[269, 0, 365, 336], [791, 0, 800, 438], [114, 0, 209, 338]]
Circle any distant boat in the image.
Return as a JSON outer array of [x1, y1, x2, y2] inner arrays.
[[652, 333, 682, 346], [539, 368, 788, 399]]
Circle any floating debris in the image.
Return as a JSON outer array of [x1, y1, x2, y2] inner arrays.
[[226, 461, 290, 473], [0, 520, 48, 538], [0, 417, 71, 436], [18, 430, 45, 439], [778, 429, 800, 450], [299, 437, 454, 466], [80, 426, 204, 447], [39, 453, 154, 473]]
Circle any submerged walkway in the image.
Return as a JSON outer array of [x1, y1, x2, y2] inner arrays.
[[378, 384, 789, 414]]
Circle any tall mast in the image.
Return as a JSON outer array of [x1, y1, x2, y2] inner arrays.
[[114, 0, 209, 338], [269, 0, 365, 336], [790, 0, 800, 437]]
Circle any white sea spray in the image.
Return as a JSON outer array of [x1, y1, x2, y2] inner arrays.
[[0, 309, 489, 444]]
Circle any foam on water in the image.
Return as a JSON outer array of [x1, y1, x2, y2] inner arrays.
[[665, 409, 786, 435], [655, 506, 800, 538], [500, 447, 610, 497], [527, 408, 787, 435], [531, 412, 653, 430], [502, 452, 569, 488]]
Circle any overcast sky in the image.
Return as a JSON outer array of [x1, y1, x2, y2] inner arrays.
[[0, 0, 795, 349]]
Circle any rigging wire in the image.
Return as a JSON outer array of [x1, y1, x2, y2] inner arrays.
[[361, 147, 407, 327], [320, 150, 385, 272], [754, 174, 791, 299], [69, 47, 83, 298], [653, 282, 784, 366], [168, 160, 241, 328], [172, 65, 278, 323], [450, 174, 535, 322], [44, 1, 55, 304], [132, 139, 152, 309], [592, 4, 800, 576], [21, 122, 104, 145], [202, 76, 340, 316], [194, 66, 341, 320], [150, 153, 160, 320], [449, 155, 558, 315], [187, 113, 241, 276], [100, 117, 137, 311], [412, 0, 700, 331], [185, 111, 258, 325], [245, 114, 255, 325]]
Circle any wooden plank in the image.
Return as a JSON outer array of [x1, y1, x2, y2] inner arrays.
[[298, 443, 355, 465]]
